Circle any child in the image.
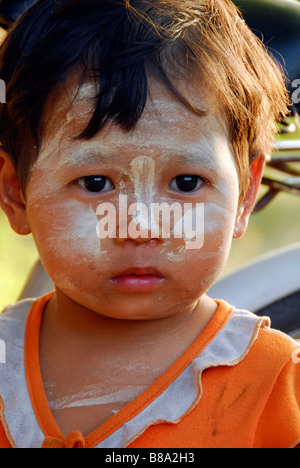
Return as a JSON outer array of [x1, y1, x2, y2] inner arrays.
[[0, 0, 299, 448]]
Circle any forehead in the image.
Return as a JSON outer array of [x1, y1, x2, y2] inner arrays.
[[39, 73, 233, 167]]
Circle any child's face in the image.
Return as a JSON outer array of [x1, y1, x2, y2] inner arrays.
[[23, 75, 253, 320]]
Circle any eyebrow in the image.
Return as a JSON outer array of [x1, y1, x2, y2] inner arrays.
[[60, 148, 110, 167], [60, 140, 219, 170], [170, 151, 218, 170]]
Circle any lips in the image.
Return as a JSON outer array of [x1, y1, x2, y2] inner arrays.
[[115, 267, 163, 277], [110, 267, 165, 292]]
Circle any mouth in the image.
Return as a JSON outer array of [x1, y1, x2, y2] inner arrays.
[[110, 267, 165, 292]]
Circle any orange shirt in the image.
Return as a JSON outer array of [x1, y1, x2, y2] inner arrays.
[[0, 292, 300, 448]]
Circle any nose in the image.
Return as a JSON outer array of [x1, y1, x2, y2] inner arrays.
[[115, 238, 162, 249], [114, 200, 163, 248], [114, 221, 163, 247]]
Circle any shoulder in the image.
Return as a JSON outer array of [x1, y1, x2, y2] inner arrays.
[[0, 296, 45, 449], [0, 297, 37, 369], [210, 304, 300, 447], [226, 303, 300, 379], [215, 303, 300, 398], [241, 319, 300, 395], [250, 327, 300, 448], [251, 321, 300, 366], [217, 299, 299, 367], [0, 298, 37, 346], [232, 309, 300, 448], [1, 297, 37, 317]]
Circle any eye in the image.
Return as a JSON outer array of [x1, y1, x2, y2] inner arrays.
[[77, 176, 114, 193], [169, 175, 204, 193]]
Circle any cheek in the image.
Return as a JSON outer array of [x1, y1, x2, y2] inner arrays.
[[202, 202, 236, 252], [164, 202, 236, 289], [26, 196, 103, 285]]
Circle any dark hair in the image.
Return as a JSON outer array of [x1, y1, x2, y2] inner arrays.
[[0, 0, 289, 200]]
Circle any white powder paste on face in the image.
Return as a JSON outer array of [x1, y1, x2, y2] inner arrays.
[[127, 156, 159, 233], [129, 156, 156, 203], [164, 202, 234, 262], [34, 199, 102, 255], [27, 196, 108, 298], [203, 203, 234, 234], [173, 205, 205, 250], [166, 245, 186, 262], [72, 204, 107, 256]]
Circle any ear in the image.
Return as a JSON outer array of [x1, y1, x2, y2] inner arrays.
[[233, 154, 266, 239], [0, 148, 31, 235]]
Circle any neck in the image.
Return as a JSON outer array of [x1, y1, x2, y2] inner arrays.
[[42, 288, 217, 357]]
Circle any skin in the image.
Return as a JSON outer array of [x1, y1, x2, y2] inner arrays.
[[0, 74, 265, 436]]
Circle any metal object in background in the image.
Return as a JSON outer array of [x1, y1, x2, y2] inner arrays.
[[254, 142, 300, 212]]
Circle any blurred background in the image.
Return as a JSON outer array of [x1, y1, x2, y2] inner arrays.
[[0, 0, 300, 311]]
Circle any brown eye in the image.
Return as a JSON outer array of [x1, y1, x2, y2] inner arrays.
[[77, 176, 114, 193], [169, 175, 204, 193]]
